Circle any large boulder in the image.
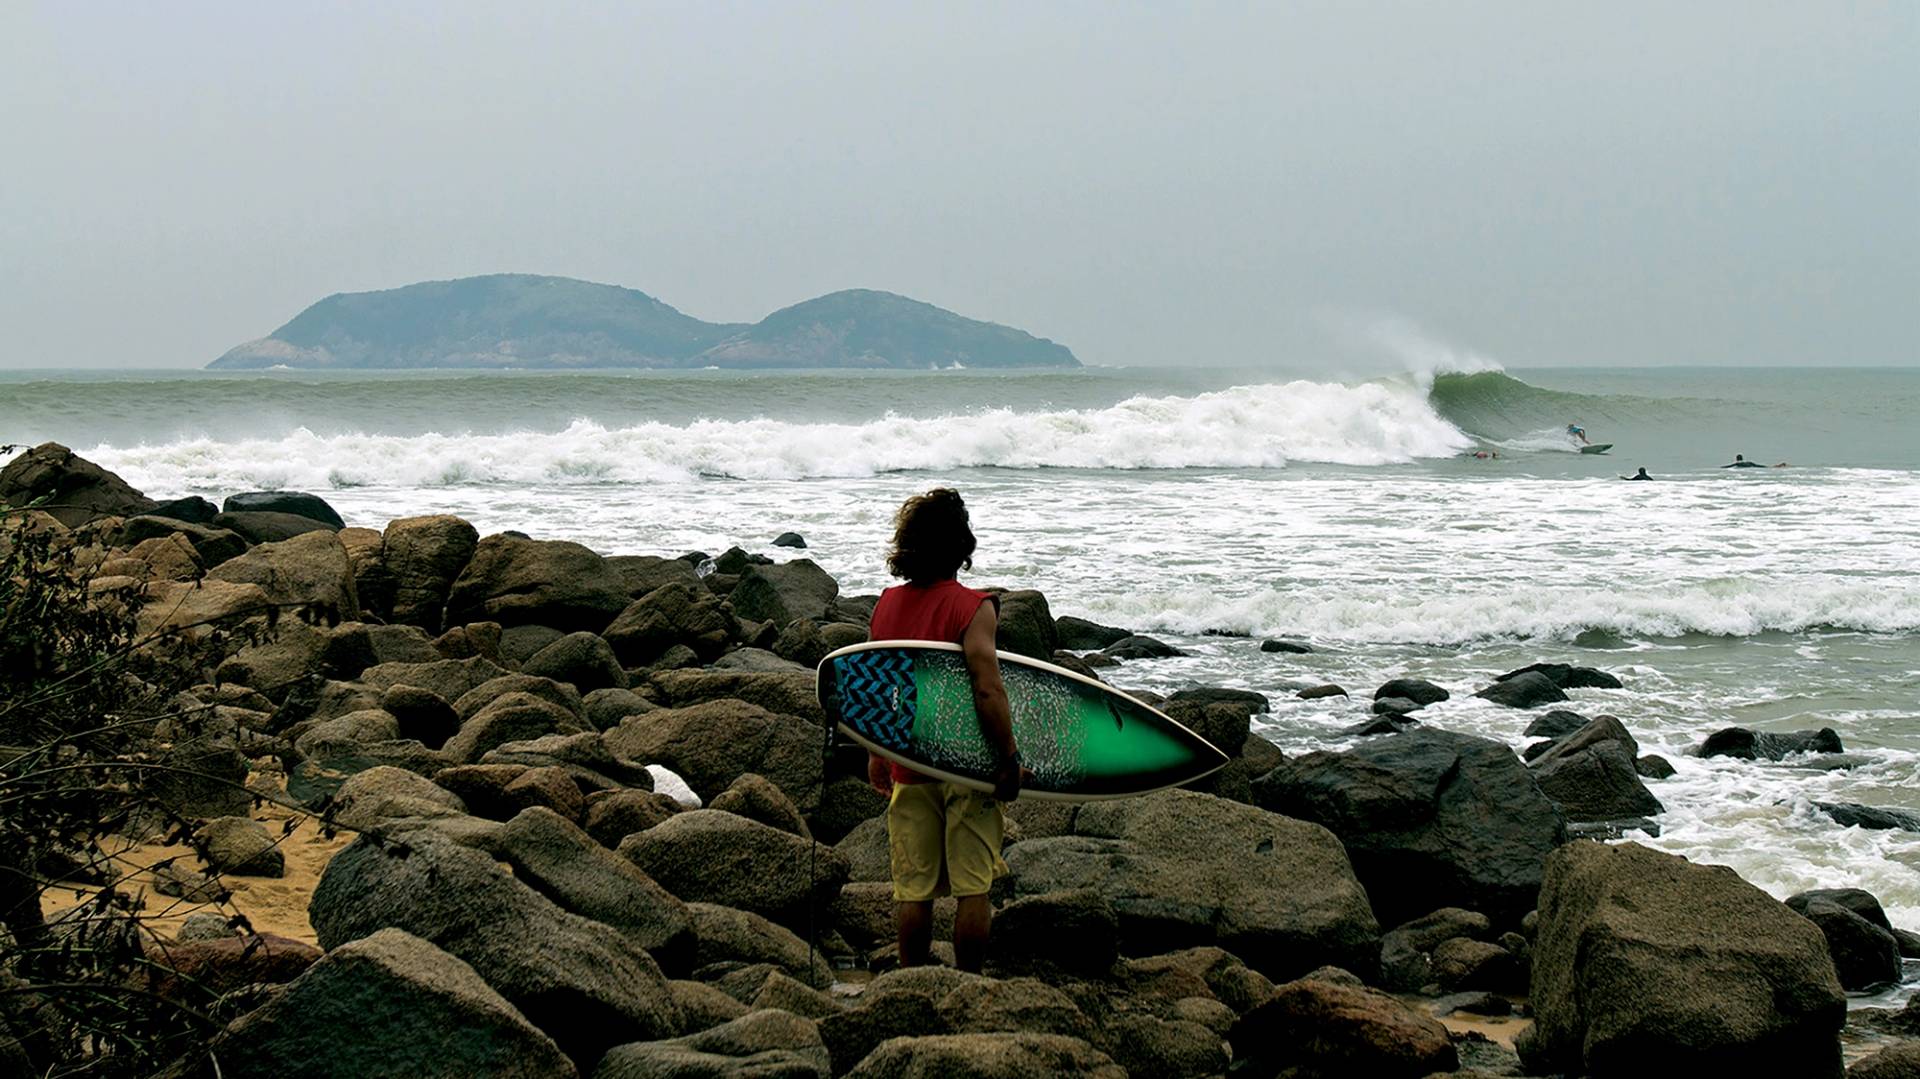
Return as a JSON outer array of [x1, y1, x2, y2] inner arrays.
[[118, 516, 249, 566], [523, 631, 630, 693], [206, 529, 361, 620], [603, 583, 739, 665], [209, 928, 574, 1079], [1252, 728, 1567, 925], [684, 903, 833, 989], [1054, 616, 1131, 652], [330, 765, 467, 831], [619, 810, 846, 932], [1372, 678, 1449, 707], [605, 700, 824, 811], [647, 670, 825, 726], [1003, 789, 1378, 981], [223, 490, 345, 528], [606, 553, 701, 597], [993, 590, 1058, 660], [495, 807, 696, 973], [1494, 662, 1624, 690], [1519, 841, 1845, 1078], [195, 815, 285, 877], [455, 673, 586, 723], [135, 578, 272, 640], [445, 535, 632, 632], [1228, 978, 1456, 1078], [441, 691, 586, 765], [382, 515, 480, 630], [845, 1033, 1126, 1078], [309, 831, 682, 1067], [0, 442, 156, 526], [727, 560, 839, 627], [595, 1009, 831, 1079]]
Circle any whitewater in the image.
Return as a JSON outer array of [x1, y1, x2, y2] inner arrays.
[[6, 362, 1919, 969]]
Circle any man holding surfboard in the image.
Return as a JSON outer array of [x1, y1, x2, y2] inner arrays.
[[864, 488, 1024, 972]]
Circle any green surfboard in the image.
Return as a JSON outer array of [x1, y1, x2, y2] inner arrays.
[[817, 640, 1230, 801]]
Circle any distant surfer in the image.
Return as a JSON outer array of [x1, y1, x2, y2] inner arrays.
[[1723, 453, 1763, 469], [1622, 467, 1653, 481], [1566, 423, 1590, 445], [865, 488, 1027, 973], [1469, 450, 1498, 459]]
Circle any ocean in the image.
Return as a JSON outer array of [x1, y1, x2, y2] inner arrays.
[[6, 363, 1918, 958]]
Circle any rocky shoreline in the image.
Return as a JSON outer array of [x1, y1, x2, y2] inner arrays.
[[3, 440, 1917, 1079]]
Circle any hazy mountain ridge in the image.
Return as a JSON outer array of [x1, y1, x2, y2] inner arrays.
[[208, 274, 1079, 370]]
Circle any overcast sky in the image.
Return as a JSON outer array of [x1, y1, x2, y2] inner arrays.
[[2, 2, 1914, 370]]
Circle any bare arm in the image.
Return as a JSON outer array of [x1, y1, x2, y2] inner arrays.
[[961, 601, 1023, 800]]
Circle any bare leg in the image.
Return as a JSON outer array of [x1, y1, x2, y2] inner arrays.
[[953, 893, 993, 973], [896, 900, 933, 968]]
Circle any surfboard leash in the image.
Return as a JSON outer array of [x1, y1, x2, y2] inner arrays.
[[805, 714, 835, 979]]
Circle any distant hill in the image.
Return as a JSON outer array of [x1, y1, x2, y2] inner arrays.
[[208, 275, 1079, 370]]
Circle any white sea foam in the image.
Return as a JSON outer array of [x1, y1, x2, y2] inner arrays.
[[87, 379, 1477, 489]]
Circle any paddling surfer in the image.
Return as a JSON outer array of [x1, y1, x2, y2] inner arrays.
[[865, 488, 1027, 972], [1723, 453, 1763, 469], [1623, 467, 1653, 481]]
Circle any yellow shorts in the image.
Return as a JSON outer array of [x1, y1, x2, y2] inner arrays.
[[886, 781, 1008, 902]]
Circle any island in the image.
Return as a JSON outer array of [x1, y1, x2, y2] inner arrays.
[[207, 274, 1080, 370]]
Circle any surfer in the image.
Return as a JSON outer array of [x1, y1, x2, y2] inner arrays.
[[865, 488, 1027, 973], [1566, 423, 1590, 445], [1723, 453, 1763, 469], [1622, 467, 1653, 481]]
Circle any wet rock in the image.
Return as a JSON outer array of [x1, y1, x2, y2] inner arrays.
[[150, 494, 220, 523], [597, 1008, 830, 1078], [1297, 684, 1348, 700], [310, 831, 681, 1066], [1003, 789, 1379, 980], [620, 810, 846, 932], [1165, 687, 1270, 715], [209, 928, 573, 1079], [1494, 662, 1624, 690], [1530, 738, 1663, 822], [522, 631, 629, 692], [1229, 978, 1456, 1078], [1473, 670, 1568, 709], [1252, 728, 1567, 925], [445, 534, 632, 632], [1523, 709, 1590, 739], [0, 441, 157, 526], [1787, 888, 1896, 932], [1814, 802, 1920, 832], [1373, 678, 1449, 706], [1341, 714, 1418, 737], [1371, 696, 1423, 716], [222, 490, 344, 528], [1697, 726, 1844, 761], [1261, 638, 1313, 654], [1377, 908, 1491, 992], [381, 514, 480, 631], [1519, 840, 1844, 1078], [993, 590, 1058, 660], [1162, 700, 1251, 758], [1055, 616, 1132, 651], [1794, 898, 1901, 991], [728, 559, 840, 627], [195, 816, 285, 877], [495, 807, 695, 973], [647, 669, 826, 725], [1103, 635, 1185, 660], [1430, 936, 1520, 992], [772, 618, 868, 668], [1636, 753, 1677, 779], [772, 531, 808, 549]]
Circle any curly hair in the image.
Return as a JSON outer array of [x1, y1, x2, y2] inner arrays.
[[886, 488, 977, 583]]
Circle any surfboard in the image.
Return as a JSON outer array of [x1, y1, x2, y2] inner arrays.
[[1580, 443, 1613, 455], [817, 640, 1229, 801]]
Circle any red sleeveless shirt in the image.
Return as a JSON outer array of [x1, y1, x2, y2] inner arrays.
[[868, 578, 993, 785]]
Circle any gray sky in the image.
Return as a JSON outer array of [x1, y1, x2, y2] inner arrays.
[[2, 2, 1914, 369]]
